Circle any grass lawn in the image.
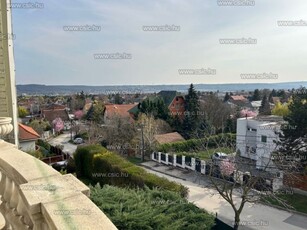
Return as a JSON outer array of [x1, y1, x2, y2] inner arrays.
[[262, 193, 307, 214], [127, 156, 143, 164], [174, 147, 235, 160]]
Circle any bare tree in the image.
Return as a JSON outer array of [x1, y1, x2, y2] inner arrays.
[[136, 113, 172, 155], [199, 137, 295, 230], [102, 115, 137, 154], [200, 94, 232, 134]]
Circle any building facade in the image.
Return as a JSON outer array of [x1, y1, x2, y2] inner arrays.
[[236, 115, 284, 172], [0, 0, 18, 145]]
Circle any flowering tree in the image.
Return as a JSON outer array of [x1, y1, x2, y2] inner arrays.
[[52, 117, 64, 134], [240, 109, 257, 118], [219, 159, 236, 177], [74, 110, 84, 120]]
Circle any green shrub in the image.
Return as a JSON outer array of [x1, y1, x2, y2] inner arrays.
[[67, 157, 76, 174], [157, 133, 236, 153], [90, 184, 215, 230], [74, 145, 107, 178], [37, 139, 51, 151], [27, 150, 43, 159], [74, 145, 188, 197]]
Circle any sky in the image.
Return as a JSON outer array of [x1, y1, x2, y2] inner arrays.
[[11, 0, 307, 85]]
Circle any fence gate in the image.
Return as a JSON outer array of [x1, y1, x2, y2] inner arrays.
[[176, 156, 182, 165], [168, 155, 173, 165], [161, 153, 166, 161], [195, 158, 201, 172]]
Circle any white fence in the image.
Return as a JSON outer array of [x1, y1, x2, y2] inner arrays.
[[151, 152, 283, 192], [151, 152, 206, 174]]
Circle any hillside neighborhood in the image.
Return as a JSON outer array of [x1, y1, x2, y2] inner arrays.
[[13, 85, 307, 229], [1, 0, 307, 229]]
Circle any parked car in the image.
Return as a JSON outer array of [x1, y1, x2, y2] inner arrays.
[[51, 160, 68, 171], [73, 137, 83, 144], [212, 152, 228, 160], [212, 152, 228, 166]]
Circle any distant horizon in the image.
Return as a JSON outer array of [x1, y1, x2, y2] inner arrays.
[[17, 80, 307, 87], [17, 81, 307, 96]]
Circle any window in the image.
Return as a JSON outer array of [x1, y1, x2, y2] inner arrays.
[[261, 135, 267, 143], [247, 127, 257, 132]]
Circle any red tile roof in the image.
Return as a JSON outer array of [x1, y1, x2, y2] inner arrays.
[[42, 109, 69, 123], [19, 123, 40, 141], [104, 104, 137, 119], [154, 132, 185, 144], [230, 95, 247, 101]]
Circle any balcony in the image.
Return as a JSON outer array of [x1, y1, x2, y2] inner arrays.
[[0, 117, 117, 230]]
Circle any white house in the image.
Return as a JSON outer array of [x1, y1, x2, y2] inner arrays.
[[18, 123, 40, 152], [236, 115, 285, 172]]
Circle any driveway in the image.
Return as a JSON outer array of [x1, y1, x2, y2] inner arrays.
[[48, 133, 77, 158], [141, 161, 307, 230]]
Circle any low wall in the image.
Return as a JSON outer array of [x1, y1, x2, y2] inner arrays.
[[284, 174, 307, 191]]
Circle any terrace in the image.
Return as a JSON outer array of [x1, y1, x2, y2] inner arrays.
[[0, 117, 117, 229]]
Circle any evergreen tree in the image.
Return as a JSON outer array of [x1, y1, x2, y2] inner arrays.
[[182, 84, 200, 139], [223, 92, 230, 102], [252, 89, 261, 101], [259, 95, 271, 115], [86, 101, 105, 123], [114, 93, 123, 104], [276, 87, 307, 172]]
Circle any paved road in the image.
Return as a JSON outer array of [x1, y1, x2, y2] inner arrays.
[[48, 133, 77, 158], [141, 161, 307, 230]]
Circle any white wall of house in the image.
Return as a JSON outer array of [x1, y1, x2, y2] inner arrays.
[[236, 117, 282, 172], [19, 140, 36, 152]]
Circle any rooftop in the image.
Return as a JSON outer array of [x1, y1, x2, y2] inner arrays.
[[154, 132, 185, 144], [105, 104, 137, 119], [18, 123, 40, 141]]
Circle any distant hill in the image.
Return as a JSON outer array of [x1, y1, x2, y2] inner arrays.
[[16, 82, 307, 95]]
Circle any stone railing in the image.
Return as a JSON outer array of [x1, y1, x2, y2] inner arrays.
[[0, 117, 117, 230]]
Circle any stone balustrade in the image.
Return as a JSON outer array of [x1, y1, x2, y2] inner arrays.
[[0, 117, 117, 230]]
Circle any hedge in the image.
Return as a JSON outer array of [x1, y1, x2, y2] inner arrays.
[[90, 184, 215, 230], [74, 145, 188, 197], [157, 133, 236, 153]]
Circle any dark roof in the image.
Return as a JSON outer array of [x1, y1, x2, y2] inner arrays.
[[45, 104, 66, 110], [127, 104, 139, 115], [158, 91, 178, 106], [42, 109, 69, 123]]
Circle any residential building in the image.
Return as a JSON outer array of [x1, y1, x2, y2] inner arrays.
[[236, 115, 285, 172], [104, 104, 137, 122], [154, 132, 185, 144], [131, 91, 186, 119], [41, 104, 69, 124], [18, 123, 40, 152]]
